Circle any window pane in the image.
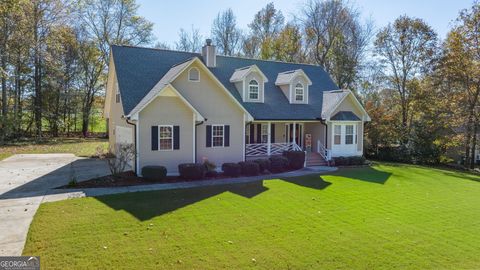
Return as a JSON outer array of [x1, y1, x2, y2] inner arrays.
[[345, 135, 353, 144], [159, 126, 172, 150], [212, 125, 224, 147], [346, 125, 353, 135], [334, 135, 341, 145], [249, 85, 259, 99], [334, 125, 341, 135]]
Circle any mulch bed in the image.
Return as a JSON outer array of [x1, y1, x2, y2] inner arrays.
[[59, 170, 290, 189]]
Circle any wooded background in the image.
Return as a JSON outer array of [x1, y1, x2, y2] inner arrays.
[[0, 0, 478, 168]]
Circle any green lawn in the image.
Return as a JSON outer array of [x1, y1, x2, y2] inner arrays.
[[23, 163, 480, 269], [0, 138, 108, 161]]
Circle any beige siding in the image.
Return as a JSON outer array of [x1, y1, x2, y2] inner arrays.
[[332, 95, 363, 117], [107, 66, 133, 154], [279, 85, 289, 101], [172, 62, 245, 166], [138, 96, 194, 174]]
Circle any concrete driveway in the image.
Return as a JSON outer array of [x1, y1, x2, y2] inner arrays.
[[0, 154, 110, 256]]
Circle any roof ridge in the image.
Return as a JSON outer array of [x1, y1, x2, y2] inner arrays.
[[217, 54, 321, 67], [111, 44, 322, 68], [111, 44, 202, 56]]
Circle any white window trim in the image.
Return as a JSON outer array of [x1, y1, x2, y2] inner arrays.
[[188, 67, 200, 82], [345, 124, 355, 145], [158, 125, 173, 151], [212, 124, 225, 148], [295, 83, 304, 102], [245, 124, 250, 144], [334, 124, 342, 145], [248, 79, 260, 101]]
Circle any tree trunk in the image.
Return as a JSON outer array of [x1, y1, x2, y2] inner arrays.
[[471, 119, 478, 169]]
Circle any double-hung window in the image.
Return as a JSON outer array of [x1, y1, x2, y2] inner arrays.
[[248, 80, 259, 100], [345, 125, 354, 144], [334, 125, 341, 145], [295, 83, 304, 102], [159, 125, 173, 150], [261, 124, 268, 143], [212, 125, 224, 147]]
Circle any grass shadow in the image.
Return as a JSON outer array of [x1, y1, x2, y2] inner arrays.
[[441, 171, 480, 183], [281, 174, 332, 190], [329, 166, 392, 184], [95, 180, 269, 221]]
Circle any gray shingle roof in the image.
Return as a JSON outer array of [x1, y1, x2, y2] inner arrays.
[[331, 111, 361, 121], [111, 45, 339, 120]]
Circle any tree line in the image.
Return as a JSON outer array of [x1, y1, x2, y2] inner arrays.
[[0, 0, 153, 141], [1, 0, 478, 168], [167, 1, 479, 168]]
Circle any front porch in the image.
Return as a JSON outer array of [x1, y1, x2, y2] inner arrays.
[[245, 121, 331, 165]]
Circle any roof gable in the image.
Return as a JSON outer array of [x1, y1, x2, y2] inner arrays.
[[275, 69, 312, 86], [229, 65, 268, 83]]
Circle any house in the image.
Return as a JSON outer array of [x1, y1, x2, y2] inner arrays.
[[104, 40, 371, 175]]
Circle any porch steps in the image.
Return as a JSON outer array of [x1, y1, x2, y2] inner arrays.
[[306, 152, 329, 167]]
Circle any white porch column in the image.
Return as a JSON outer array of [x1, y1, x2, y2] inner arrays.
[[292, 121, 297, 145], [267, 122, 271, 155]]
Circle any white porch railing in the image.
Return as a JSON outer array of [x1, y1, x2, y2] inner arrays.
[[317, 140, 332, 162], [246, 142, 302, 157]]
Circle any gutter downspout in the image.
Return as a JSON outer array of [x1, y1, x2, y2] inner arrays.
[[195, 119, 206, 163], [125, 116, 137, 174]]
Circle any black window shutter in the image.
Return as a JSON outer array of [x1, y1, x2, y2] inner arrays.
[[271, 123, 275, 143], [151, 126, 158, 151], [256, 124, 261, 143], [173, 126, 180, 150], [206, 125, 212, 147], [224, 125, 230, 147], [249, 124, 255, 143]]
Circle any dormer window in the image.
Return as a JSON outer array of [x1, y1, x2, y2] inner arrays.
[[229, 65, 268, 103], [248, 80, 259, 100], [295, 83, 304, 102], [275, 69, 312, 104], [188, 67, 200, 82]]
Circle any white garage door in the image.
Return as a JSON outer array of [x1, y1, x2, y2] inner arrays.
[[115, 126, 133, 145]]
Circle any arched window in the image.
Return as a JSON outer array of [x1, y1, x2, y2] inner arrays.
[[295, 83, 304, 101], [188, 67, 200, 81], [248, 80, 259, 100]]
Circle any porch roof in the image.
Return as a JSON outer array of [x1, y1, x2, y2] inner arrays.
[[331, 111, 361, 121]]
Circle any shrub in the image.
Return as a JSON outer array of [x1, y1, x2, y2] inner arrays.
[[333, 156, 366, 166], [203, 158, 216, 172], [222, 163, 241, 177], [142, 166, 167, 181], [253, 159, 271, 172], [202, 159, 217, 177], [269, 156, 289, 173], [238, 161, 260, 176], [178, 163, 205, 180], [283, 151, 306, 169]]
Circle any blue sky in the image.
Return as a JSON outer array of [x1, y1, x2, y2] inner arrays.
[[137, 0, 474, 46]]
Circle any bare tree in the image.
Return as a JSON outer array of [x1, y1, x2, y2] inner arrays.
[[107, 143, 135, 176], [175, 26, 202, 53], [78, 0, 154, 67], [300, 0, 372, 88], [211, 8, 241, 56]]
